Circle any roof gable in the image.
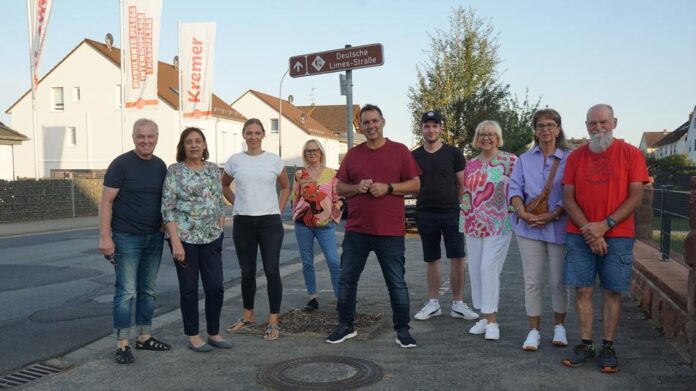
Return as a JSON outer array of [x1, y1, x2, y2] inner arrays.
[[640, 131, 668, 148], [655, 121, 689, 146], [6, 38, 246, 122]]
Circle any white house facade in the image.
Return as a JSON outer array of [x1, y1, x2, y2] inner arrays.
[[0, 122, 29, 180], [231, 90, 345, 169], [5, 39, 245, 179], [688, 107, 696, 162], [654, 121, 689, 159]]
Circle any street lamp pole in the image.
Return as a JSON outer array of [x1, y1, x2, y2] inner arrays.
[[278, 68, 289, 158]]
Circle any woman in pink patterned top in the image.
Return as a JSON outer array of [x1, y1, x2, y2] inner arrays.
[[459, 120, 517, 341], [292, 139, 343, 312]]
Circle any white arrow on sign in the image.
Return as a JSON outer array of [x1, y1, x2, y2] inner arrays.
[[293, 61, 304, 72], [312, 56, 325, 71]]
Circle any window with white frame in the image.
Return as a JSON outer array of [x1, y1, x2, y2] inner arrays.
[[72, 87, 81, 102], [66, 126, 76, 147], [51, 87, 64, 111], [270, 118, 279, 133], [115, 85, 122, 109]]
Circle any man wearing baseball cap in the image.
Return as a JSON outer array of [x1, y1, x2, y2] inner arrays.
[[412, 111, 479, 322]]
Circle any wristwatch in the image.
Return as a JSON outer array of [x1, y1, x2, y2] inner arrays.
[[387, 183, 394, 194], [606, 216, 617, 229]]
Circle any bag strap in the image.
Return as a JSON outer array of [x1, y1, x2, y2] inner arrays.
[[540, 157, 561, 196]]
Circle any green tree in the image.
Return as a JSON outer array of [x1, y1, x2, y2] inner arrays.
[[408, 6, 538, 156], [647, 153, 695, 172]]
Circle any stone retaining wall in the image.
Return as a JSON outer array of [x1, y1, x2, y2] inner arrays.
[[0, 179, 101, 223]]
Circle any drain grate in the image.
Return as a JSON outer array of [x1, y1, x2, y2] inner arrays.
[[258, 355, 383, 390], [0, 361, 67, 388]]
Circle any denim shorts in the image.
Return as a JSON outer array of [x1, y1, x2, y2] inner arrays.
[[564, 233, 635, 292], [414, 209, 465, 262]]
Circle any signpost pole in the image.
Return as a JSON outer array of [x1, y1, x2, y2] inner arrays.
[[345, 46, 354, 149]]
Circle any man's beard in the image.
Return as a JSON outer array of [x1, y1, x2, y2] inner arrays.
[[589, 131, 614, 153]]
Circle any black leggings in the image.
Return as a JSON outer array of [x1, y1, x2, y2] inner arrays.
[[232, 214, 284, 314]]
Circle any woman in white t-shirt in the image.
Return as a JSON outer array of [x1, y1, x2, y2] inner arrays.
[[221, 118, 291, 341]]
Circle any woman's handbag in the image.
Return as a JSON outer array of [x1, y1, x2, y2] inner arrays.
[[524, 158, 560, 215]]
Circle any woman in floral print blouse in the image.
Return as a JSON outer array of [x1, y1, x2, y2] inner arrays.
[[162, 127, 230, 352], [459, 120, 517, 341]]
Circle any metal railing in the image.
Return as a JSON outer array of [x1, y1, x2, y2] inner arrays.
[[645, 186, 689, 264]]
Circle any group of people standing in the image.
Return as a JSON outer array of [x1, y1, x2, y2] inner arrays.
[[98, 102, 648, 374], [406, 104, 648, 374]]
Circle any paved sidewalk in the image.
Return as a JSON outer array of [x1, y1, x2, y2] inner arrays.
[[19, 232, 696, 390]]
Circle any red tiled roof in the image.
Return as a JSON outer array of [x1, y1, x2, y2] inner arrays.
[[245, 90, 339, 140], [641, 131, 669, 148], [7, 39, 246, 122]]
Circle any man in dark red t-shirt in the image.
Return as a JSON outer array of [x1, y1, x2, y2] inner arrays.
[[561, 104, 649, 373], [325, 104, 422, 348]]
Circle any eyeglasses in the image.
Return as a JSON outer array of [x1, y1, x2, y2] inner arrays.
[[304, 149, 320, 154], [477, 133, 496, 139], [535, 122, 557, 130]]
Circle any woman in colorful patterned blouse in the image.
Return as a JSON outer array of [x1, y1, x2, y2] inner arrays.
[[162, 127, 229, 352], [292, 139, 343, 312], [459, 120, 517, 341]]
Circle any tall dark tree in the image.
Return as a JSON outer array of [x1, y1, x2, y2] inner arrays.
[[408, 6, 538, 157]]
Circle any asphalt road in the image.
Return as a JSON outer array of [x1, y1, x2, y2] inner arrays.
[[0, 212, 309, 375]]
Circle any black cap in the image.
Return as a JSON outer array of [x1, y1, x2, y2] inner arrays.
[[421, 111, 442, 124]]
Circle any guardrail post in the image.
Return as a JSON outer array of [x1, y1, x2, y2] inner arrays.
[[660, 185, 673, 261], [683, 176, 696, 368]]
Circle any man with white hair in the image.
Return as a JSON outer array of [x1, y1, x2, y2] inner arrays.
[[99, 118, 171, 364], [561, 104, 648, 373]]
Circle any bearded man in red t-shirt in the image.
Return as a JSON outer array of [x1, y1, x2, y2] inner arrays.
[[325, 104, 422, 348], [561, 104, 649, 373]]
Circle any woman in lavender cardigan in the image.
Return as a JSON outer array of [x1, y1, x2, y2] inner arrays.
[[509, 108, 570, 352]]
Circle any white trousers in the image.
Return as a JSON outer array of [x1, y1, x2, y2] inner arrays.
[[466, 233, 512, 314], [516, 235, 569, 317]]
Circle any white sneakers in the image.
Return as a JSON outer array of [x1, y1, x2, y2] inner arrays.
[[521, 325, 567, 351], [469, 319, 499, 340], [450, 301, 480, 320], [468, 319, 488, 334], [484, 323, 499, 340], [416, 300, 480, 321], [414, 300, 442, 320], [522, 329, 540, 351], [552, 324, 568, 346]]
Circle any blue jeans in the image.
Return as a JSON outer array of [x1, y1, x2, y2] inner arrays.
[[337, 231, 410, 331], [294, 223, 340, 297], [112, 231, 164, 339], [564, 233, 635, 292]]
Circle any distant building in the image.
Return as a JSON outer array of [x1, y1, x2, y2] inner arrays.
[[5, 38, 246, 178], [0, 122, 28, 180], [687, 107, 696, 162], [230, 90, 346, 168], [654, 121, 689, 159], [298, 104, 365, 145], [639, 130, 669, 156]]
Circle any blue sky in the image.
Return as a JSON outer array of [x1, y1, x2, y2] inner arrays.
[[1, 0, 694, 147]]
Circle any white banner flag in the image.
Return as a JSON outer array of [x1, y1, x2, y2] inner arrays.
[[180, 22, 216, 120], [27, 0, 54, 94], [122, 0, 162, 110]]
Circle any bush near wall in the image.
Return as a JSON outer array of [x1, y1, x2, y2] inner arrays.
[[0, 179, 102, 223]]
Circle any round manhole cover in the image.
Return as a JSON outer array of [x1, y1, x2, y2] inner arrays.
[[257, 356, 383, 390]]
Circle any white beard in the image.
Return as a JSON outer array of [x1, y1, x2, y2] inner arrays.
[[589, 131, 614, 153]]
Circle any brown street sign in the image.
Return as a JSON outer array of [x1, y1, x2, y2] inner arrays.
[[289, 43, 384, 78]]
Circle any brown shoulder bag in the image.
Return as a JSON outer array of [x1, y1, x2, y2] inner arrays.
[[524, 158, 560, 215]]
